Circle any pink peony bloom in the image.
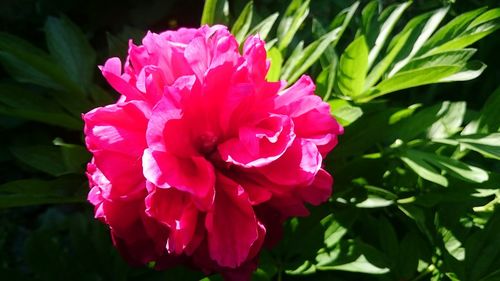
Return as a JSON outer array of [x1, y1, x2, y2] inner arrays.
[[84, 25, 343, 280]]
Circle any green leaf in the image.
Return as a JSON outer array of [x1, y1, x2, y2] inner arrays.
[[422, 8, 500, 55], [377, 216, 399, 261], [474, 87, 500, 133], [201, 0, 229, 25], [388, 104, 422, 125], [0, 33, 80, 94], [390, 101, 455, 142], [367, 1, 412, 68], [281, 27, 342, 83], [336, 35, 369, 98], [403, 149, 489, 184], [397, 233, 421, 279], [427, 101, 466, 139], [364, 25, 413, 89], [400, 48, 476, 72], [439, 226, 465, 261], [266, 47, 282, 82], [361, 1, 379, 48], [9, 145, 86, 176], [400, 151, 449, 187], [435, 133, 500, 160], [438, 60, 486, 82], [328, 1, 359, 49], [0, 83, 82, 129], [280, 40, 303, 76], [328, 99, 363, 127], [318, 254, 390, 274], [322, 214, 349, 249], [316, 240, 390, 274], [419, 7, 488, 54], [465, 210, 500, 281], [388, 7, 449, 76], [366, 65, 461, 100], [247, 13, 279, 40], [277, 0, 310, 51], [45, 16, 96, 90], [53, 138, 91, 173], [231, 1, 253, 44], [0, 177, 85, 208], [356, 195, 394, 208]]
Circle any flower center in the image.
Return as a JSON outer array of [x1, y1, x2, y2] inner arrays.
[[198, 131, 218, 155]]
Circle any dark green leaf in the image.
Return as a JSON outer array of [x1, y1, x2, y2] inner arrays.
[[45, 16, 96, 90]]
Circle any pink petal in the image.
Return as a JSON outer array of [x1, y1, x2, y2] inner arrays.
[[205, 174, 259, 268], [142, 149, 215, 210], [100, 57, 144, 100], [84, 100, 151, 156], [296, 168, 333, 205], [218, 114, 295, 167], [258, 139, 321, 186], [92, 151, 145, 200], [243, 35, 268, 82], [145, 187, 198, 255]]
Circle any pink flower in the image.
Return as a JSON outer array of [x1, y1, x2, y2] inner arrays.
[[84, 25, 343, 280]]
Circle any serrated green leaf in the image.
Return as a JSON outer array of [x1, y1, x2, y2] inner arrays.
[[277, 0, 310, 50], [336, 35, 369, 98], [231, 1, 253, 44]]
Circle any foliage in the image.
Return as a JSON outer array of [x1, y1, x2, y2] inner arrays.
[[0, 0, 499, 280]]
